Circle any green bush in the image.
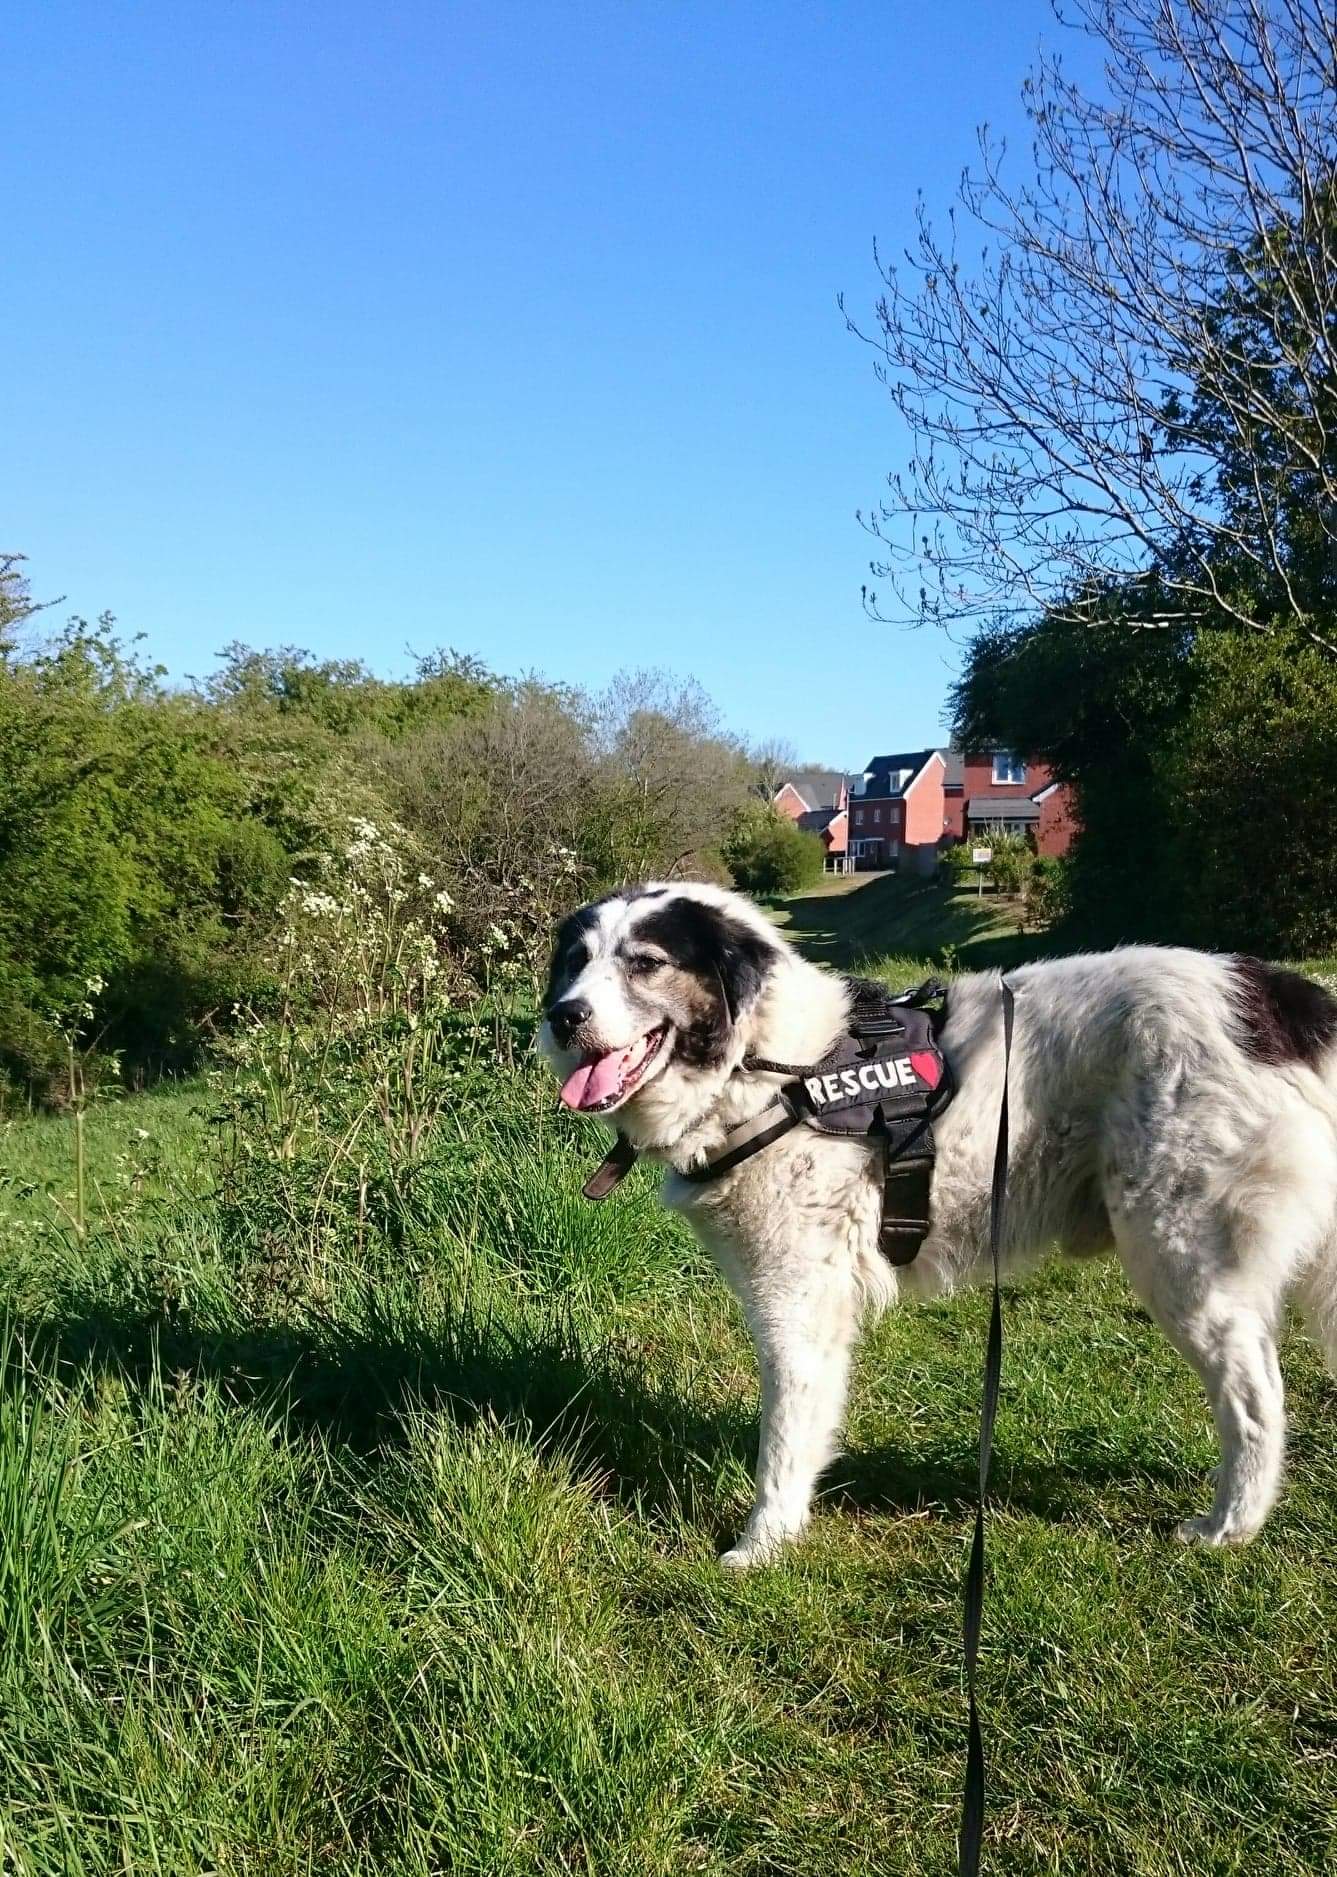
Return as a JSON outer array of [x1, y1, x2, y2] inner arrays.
[[939, 841, 980, 884], [0, 623, 293, 1094], [1023, 854, 1071, 930], [720, 804, 825, 897], [987, 832, 1035, 896]]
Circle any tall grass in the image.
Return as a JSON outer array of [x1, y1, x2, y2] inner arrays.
[[0, 853, 1334, 1871]]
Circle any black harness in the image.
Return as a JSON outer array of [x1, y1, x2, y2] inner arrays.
[[582, 977, 956, 1265]]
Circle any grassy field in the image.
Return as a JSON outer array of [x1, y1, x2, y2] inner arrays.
[[769, 869, 1047, 975], [1, 901, 1335, 1873]]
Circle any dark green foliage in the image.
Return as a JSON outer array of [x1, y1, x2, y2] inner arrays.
[[985, 833, 1032, 896], [948, 178, 1337, 960], [939, 842, 980, 884], [0, 623, 286, 1090], [721, 803, 826, 897], [0, 621, 497, 1100], [954, 604, 1337, 957], [1159, 628, 1337, 956], [1023, 855, 1072, 932]]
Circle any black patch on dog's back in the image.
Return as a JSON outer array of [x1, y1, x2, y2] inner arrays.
[[1231, 956, 1337, 1068]]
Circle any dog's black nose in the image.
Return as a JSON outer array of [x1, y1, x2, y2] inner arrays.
[[547, 997, 592, 1047]]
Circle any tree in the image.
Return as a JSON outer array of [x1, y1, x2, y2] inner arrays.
[[953, 591, 1337, 956], [0, 553, 59, 648], [747, 737, 800, 801], [0, 620, 291, 1089], [721, 804, 826, 897], [846, 0, 1337, 650], [593, 670, 754, 880]]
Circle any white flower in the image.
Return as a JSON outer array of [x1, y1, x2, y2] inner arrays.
[[133, 1126, 150, 1141], [434, 889, 454, 913], [417, 873, 435, 889], [85, 975, 105, 995]]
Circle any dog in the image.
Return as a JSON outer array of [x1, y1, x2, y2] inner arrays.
[[540, 881, 1337, 1566]]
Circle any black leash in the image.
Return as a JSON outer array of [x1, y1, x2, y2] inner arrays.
[[958, 976, 1014, 1877]]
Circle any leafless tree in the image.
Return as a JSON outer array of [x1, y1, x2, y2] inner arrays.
[[593, 669, 753, 878], [747, 736, 801, 800], [843, 0, 1337, 649], [380, 669, 754, 985]]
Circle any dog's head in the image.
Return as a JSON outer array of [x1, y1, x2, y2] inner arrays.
[[540, 883, 780, 1134]]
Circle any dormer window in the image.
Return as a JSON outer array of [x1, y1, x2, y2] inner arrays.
[[992, 752, 1026, 785]]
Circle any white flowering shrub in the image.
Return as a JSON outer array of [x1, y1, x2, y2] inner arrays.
[[211, 816, 494, 1292]]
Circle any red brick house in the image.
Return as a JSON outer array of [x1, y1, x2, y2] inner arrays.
[[846, 749, 947, 874], [939, 750, 1076, 859], [773, 770, 852, 869]]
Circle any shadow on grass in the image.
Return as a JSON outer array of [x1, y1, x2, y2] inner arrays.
[[825, 1427, 1193, 1531], [3, 1289, 1192, 1542], [2, 1287, 753, 1530], [780, 873, 1048, 975]]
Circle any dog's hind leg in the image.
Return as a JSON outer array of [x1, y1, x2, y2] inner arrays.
[[718, 1253, 860, 1569], [1114, 1207, 1288, 1546], [1168, 1301, 1286, 1545]]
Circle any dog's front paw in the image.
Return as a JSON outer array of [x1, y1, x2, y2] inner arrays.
[[1175, 1514, 1253, 1547], [718, 1513, 803, 1569]]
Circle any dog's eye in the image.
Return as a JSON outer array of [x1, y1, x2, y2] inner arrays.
[[626, 955, 664, 978]]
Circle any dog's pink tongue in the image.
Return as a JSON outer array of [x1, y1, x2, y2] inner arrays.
[[559, 1048, 626, 1111]]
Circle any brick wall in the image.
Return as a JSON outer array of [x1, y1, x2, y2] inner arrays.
[[1035, 787, 1076, 858]]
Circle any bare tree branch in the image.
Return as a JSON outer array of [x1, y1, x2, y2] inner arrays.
[[843, 0, 1337, 648]]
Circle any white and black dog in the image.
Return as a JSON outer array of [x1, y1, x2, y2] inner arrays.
[[541, 882, 1337, 1566]]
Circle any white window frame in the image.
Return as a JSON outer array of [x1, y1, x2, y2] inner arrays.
[[991, 752, 1026, 785]]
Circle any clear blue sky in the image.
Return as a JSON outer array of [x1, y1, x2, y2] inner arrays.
[[8, 1, 1076, 767]]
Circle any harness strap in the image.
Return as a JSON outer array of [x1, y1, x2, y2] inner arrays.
[[679, 1094, 800, 1183], [958, 975, 1014, 1877], [880, 1152, 935, 1265]]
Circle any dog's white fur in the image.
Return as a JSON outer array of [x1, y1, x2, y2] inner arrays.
[[544, 882, 1337, 1565]]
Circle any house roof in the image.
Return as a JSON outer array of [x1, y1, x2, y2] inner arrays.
[[796, 807, 841, 834], [776, 769, 849, 811], [855, 749, 938, 799], [937, 747, 965, 788], [967, 796, 1040, 821]]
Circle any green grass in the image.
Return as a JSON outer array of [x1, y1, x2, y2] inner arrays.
[[770, 870, 1049, 978], [0, 945, 1335, 1871]]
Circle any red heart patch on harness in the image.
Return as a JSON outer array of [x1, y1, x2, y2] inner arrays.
[[909, 1050, 941, 1090]]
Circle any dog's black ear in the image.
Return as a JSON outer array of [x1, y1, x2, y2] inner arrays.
[[634, 895, 777, 1064], [711, 920, 775, 1027]]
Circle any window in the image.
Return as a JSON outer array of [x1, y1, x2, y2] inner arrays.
[[872, 807, 882, 824], [992, 752, 1026, 785], [971, 816, 1030, 837], [853, 807, 864, 827]]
